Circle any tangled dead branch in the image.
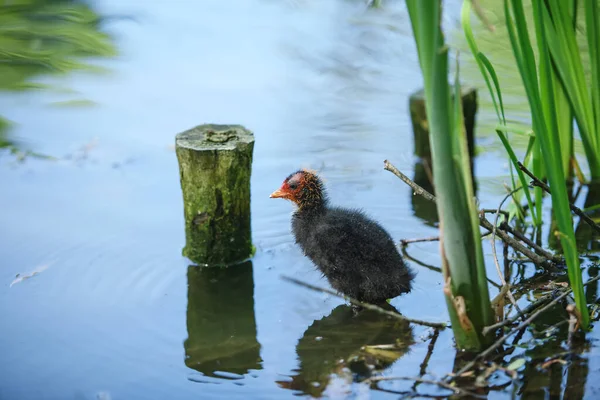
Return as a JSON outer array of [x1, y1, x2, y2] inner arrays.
[[381, 159, 600, 390], [384, 159, 552, 266], [453, 274, 600, 380]]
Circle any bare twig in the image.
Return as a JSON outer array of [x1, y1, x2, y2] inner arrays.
[[481, 230, 493, 239], [479, 217, 549, 265], [401, 248, 442, 273], [384, 160, 551, 265], [400, 236, 440, 246], [518, 161, 600, 234], [518, 163, 551, 192], [402, 230, 493, 247], [369, 376, 485, 399], [384, 160, 436, 202], [500, 222, 562, 263], [281, 275, 447, 329]]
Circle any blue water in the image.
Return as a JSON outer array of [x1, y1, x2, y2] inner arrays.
[[2, 1, 599, 399]]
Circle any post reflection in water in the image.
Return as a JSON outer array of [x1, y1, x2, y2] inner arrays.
[[184, 261, 262, 380], [411, 161, 439, 226], [277, 304, 414, 397], [410, 160, 478, 228]]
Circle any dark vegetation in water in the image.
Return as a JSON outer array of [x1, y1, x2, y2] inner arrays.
[[0, 0, 117, 157], [363, 0, 600, 396], [339, 160, 600, 397]]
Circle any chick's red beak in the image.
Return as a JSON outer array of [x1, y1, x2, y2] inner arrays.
[[269, 187, 288, 199]]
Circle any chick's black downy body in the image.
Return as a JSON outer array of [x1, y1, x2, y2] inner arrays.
[[292, 206, 413, 304], [271, 170, 414, 304]]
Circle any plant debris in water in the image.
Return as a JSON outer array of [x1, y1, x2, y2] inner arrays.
[[10, 260, 54, 287]]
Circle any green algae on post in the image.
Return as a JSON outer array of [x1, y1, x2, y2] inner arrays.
[[175, 124, 254, 265]]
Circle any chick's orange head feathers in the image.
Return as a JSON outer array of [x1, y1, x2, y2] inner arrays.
[[269, 170, 321, 204]]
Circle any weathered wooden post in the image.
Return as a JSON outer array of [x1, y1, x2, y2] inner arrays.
[[409, 86, 478, 177], [176, 124, 254, 265]]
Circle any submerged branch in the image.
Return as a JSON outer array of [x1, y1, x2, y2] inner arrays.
[[455, 274, 600, 380], [418, 329, 440, 377], [369, 375, 485, 399], [450, 289, 572, 381], [281, 275, 448, 329]]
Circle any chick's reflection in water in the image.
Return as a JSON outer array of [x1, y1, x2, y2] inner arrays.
[[277, 304, 414, 397], [184, 261, 262, 380]]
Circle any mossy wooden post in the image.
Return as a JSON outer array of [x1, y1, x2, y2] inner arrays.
[[409, 86, 478, 178], [176, 124, 254, 265]]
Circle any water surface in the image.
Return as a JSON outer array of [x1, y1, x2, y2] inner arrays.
[[1, 1, 599, 399]]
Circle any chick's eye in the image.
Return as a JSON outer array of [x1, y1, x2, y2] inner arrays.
[[288, 182, 298, 190]]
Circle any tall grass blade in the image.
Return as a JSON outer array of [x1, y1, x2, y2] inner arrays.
[[407, 0, 494, 350], [543, 0, 600, 179], [506, 0, 589, 329], [461, 0, 539, 225]]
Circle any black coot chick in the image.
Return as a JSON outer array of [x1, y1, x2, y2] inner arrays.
[[270, 169, 414, 304]]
